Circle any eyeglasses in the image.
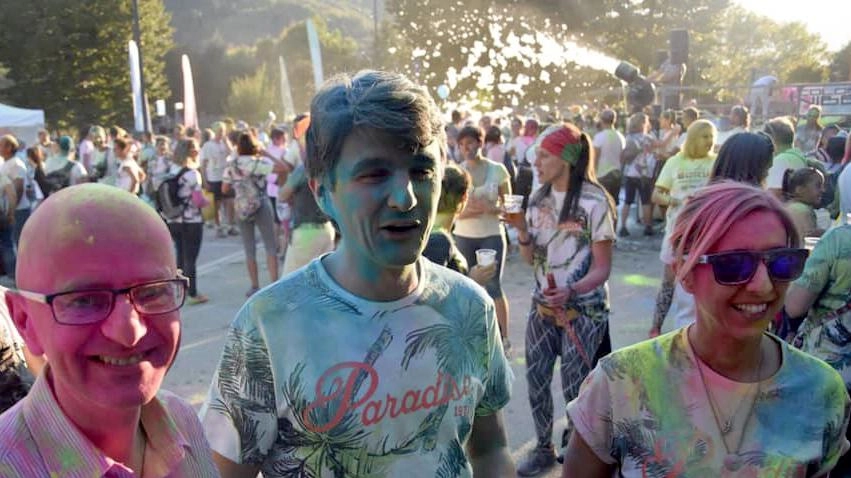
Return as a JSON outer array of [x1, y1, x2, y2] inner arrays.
[[697, 248, 808, 286], [15, 275, 189, 326]]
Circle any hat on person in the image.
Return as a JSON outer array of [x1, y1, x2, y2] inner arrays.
[[539, 124, 583, 166]]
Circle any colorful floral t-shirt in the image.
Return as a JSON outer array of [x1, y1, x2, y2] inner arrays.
[[525, 182, 615, 320], [200, 257, 512, 477], [793, 225, 851, 389], [567, 328, 850, 477]]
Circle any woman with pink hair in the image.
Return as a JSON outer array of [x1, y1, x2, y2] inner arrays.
[[563, 181, 849, 477]]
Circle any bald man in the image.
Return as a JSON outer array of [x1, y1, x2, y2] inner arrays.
[[0, 184, 219, 477]]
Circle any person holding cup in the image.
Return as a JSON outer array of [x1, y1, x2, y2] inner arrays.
[[423, 163, 497, 286], [454, 125, 513, 349], [504, 123, 616, 476]]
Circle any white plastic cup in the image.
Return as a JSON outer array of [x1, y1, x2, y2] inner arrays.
[[804, 236, 820, 251], [503, 194, 524, 213], [475, 248, 497, 266]]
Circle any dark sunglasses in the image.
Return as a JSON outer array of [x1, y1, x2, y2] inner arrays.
[[697, 248, 808, 285]]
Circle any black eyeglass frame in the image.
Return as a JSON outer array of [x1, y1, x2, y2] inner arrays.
[[696, 247, 809, 286], [15, 274, 189, 326]]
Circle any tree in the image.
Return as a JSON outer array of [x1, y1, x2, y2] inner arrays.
[[0, 0, 173, 131], [830, 41, 851, 82], [699, 6, 829, 102], [382, 0, 734, 111], [223, 64, 278, 124]]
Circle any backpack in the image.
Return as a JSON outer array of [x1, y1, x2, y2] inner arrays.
[[155, 167, 190, 220], [233, 160, 264, 220], [44, 161, 76, 195]]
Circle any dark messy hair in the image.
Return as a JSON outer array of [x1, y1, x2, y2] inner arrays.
[[782, 167, 824, 200], [305, 70, 446, 183], [711, 132, 774, 187], [457, 125, 484, 145]]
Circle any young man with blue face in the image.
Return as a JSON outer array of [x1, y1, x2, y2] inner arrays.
[[201, 70, 515, 477]]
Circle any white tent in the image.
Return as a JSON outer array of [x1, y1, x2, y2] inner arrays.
[[0, 103, 45, 146]]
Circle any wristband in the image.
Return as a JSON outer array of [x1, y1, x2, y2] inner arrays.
[[518, 235, 532, 246]]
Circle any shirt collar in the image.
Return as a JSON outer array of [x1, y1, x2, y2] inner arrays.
[[22, 367, 191, 478]]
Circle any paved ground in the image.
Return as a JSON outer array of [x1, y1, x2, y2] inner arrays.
[[165, 215, 672, 477]]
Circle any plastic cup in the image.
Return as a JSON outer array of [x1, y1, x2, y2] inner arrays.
[[804, 236, 820, 251], [503, 194, 524, 214], [475, 248, 497, 267]]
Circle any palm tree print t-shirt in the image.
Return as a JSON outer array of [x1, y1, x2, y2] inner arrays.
[[567, 328, 850, 477], [200, 257, 512, 477]]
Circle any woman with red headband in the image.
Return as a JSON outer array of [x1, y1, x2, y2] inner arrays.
[[505, 123, 616, 476]]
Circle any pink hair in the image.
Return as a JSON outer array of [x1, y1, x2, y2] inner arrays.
[[669, 181, 800, 283]]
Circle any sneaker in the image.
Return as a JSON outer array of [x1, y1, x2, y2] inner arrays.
[[516, 444, 557, 477], [618, 227, 630, 237], [245, 286, 260, 298], [228, 226, 240, 236], [187, 294, 209, 305], [644, 225, 655, 236], [205, 222, 215, 229], [216, 227, 227, 238]]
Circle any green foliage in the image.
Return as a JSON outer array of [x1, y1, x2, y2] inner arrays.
[[830, 41, 851, 82], [223, 64, 277, 124], [383, 0, 833, 110], [181, 16, 366, 122], [0, 0, 173, 130], [164, 0, 373, 48], [702, 6, 828, 101]]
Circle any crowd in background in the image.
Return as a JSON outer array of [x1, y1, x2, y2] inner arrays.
[[3, 74, 851, 476]]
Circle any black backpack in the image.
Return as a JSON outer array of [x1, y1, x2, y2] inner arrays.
[[155, 167, 190, 220], [44, 161, 75, 195]]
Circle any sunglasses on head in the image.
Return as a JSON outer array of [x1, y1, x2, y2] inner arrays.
[[697, 248, 808, 285]]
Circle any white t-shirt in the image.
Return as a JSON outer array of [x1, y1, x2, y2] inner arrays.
[[716, 126, 748, 147], [593, 128, 626, 177], [116, 158, 143, 194], [265, 143, 287, 197], [200, 258, 511, 477], [509, 136, 534, 164], [766, 149, 808, 191], [200, 139, 231, 182], [78, 139, 94, 170], [1, 157, 30, 210], [284, 139, 302, 168], [453, 160, 511, 238]]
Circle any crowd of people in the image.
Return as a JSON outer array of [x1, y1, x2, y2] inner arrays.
[[1, 68, 851, 478]]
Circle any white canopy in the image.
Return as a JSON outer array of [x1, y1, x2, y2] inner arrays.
[[0, 103, 45, 145]]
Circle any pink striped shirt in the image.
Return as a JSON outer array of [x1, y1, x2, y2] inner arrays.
[[0, 369, 220, 477]]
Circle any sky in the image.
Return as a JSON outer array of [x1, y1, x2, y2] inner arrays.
[[735, 0, 850, 51]]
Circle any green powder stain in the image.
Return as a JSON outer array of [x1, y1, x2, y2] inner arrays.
[[622, 274, 661, 288]]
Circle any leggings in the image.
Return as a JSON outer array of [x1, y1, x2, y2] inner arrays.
[[239, 199, 277, 260], [168, 222, 203, 297], [453, 233, 506, 298], [525, 304, 609, 448]]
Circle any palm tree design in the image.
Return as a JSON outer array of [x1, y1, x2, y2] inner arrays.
[[208, 326, 277, 464]]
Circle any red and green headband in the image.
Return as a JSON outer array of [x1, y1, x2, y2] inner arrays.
[[539, 126, 583, 166]]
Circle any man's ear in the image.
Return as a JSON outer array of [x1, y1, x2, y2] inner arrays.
[[6, 292, 45, 356], [308, 178, 333, 217]]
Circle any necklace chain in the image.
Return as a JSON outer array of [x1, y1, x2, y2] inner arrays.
[[692, 335, 764, 458]]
